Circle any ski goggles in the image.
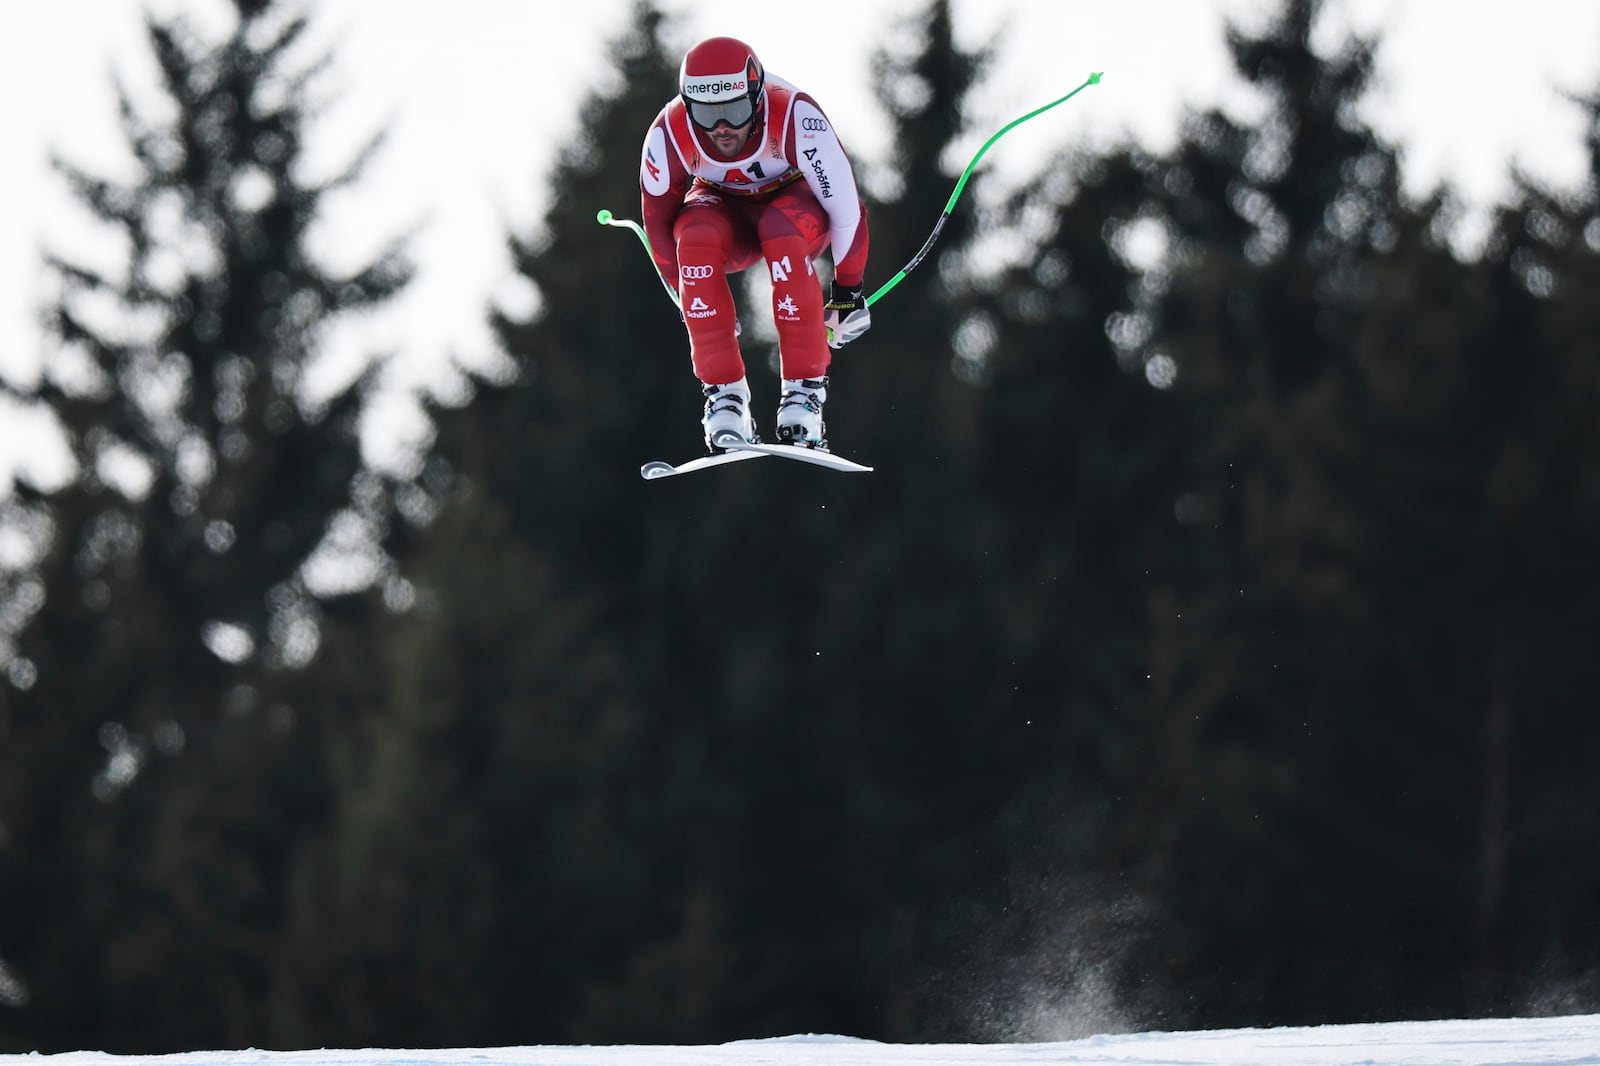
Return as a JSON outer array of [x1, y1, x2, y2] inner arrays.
[[686, 93, 758, 130]]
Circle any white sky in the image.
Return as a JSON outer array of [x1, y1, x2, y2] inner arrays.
[[2, 0, 1599, 485]]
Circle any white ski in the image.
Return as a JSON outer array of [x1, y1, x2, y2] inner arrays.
[[640, 448, 766, 480], [712, 432, 874, 473], [640, 431, 873, 480]]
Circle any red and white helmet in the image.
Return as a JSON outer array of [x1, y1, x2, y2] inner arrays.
[[679, 36, 765, 130]]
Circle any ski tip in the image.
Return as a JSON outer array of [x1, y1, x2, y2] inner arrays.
[[640, 461, 674, 480]]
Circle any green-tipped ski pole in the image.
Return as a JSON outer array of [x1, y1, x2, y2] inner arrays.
[[595, 208, 681, 308], [597, 71, 1103, 317], [865, 70, 1102, 308]]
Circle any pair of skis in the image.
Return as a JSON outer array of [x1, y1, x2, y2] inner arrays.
[[641, 431, 872, 480]]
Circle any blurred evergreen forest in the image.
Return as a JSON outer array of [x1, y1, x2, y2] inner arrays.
[[2, 0, 1598, 1053]]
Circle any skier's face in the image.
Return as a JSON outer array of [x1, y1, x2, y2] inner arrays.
[[706, 117, 754, 156]]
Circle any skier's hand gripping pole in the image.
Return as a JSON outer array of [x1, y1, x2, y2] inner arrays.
[[824, 281, 869, 350], [596, 71, 1103, 339]]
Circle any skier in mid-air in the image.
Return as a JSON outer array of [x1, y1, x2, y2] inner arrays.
[[639, 35, 872, 453]]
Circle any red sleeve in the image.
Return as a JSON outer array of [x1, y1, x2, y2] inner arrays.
[[639, 109, 692, 294], [785, 90, 869, 290], [831, 199, 869, 290]]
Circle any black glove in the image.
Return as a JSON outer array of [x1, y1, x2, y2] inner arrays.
[[824, 281, 871, 349]]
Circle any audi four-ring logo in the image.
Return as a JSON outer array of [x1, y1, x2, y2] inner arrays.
[[681, 265, 714, 279], [801, 118, 828, 132]]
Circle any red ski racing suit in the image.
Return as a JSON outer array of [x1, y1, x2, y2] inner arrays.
[[639, 72, 870, 386]]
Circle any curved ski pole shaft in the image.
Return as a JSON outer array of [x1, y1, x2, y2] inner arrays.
[[865, 71, 1103, 309], [595, 208, 680, 309]]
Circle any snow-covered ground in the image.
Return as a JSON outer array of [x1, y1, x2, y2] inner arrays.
[[9, 1014, 1599, 1066]]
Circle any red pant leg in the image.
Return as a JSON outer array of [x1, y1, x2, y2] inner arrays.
[[673, 190, 760, 385], [753, 184, 833, 379]]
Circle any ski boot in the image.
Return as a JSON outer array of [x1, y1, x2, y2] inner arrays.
[[775, 376, 828, 450], [702, 376, 757, 452]]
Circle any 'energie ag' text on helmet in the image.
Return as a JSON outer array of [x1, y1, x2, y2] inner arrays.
[[679, 37, 765, 130]]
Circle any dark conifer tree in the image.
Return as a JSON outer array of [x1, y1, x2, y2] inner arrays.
[[1101, 0, 1600, 1028], [309, 1, 721, 1046], [0, 0, 417, 1051], [1108, 0, 1434, 1027], [1411, 87, 1600, 1012], [926, 139, 1196, 1036]]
